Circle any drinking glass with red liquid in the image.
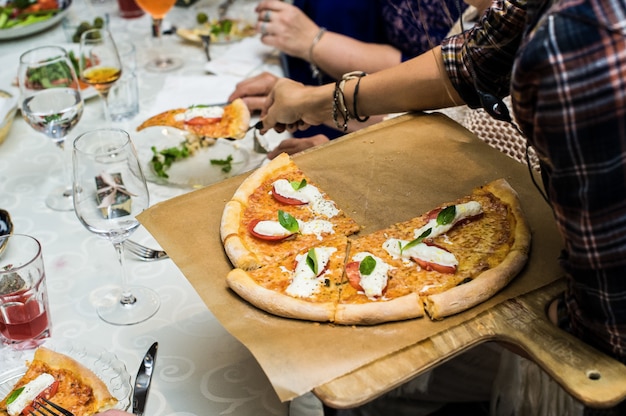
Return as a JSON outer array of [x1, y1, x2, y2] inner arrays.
[[0, 234, 52, 350], [117, 0, 145, 19]]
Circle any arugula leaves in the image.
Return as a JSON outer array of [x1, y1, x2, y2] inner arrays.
[[150, 144, 190, 178], [210, 155, 233, 173]]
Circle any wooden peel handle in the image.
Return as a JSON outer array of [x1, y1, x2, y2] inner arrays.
[[493, 280, 626, 409]]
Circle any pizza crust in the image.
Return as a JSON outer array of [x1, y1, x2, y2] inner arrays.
[[334, 293, 424, 325], [227, 268, 336, 322]]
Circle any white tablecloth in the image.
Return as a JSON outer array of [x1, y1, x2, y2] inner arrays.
[[0, 0, 290, 414]]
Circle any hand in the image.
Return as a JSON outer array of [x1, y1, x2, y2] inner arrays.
[[255, 0, 319, 60], [267, 134, 330, 159], [228, 72, 279, 114], [261, 78, 317, 134]]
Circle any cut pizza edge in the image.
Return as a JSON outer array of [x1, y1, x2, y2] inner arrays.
[[423, 178, 532, 320], [0, 347, 118, 416]]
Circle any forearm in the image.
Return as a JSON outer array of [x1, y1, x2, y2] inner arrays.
[[310, 31, 402, 80], [341, 46, 465, 117], [262, 47, 465, 132]]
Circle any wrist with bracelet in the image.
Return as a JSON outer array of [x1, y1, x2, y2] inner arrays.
[[309, 27, 327, 85], [332, 71, 369, 131]]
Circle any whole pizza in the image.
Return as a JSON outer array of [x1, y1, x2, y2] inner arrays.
[[221, 153, 531, 325]]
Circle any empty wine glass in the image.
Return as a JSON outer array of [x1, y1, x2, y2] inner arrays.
[[79, 28, 123, 122], [133, 0, 183, 71], [18, 45, 84, 211], [72, 128, 160, 325]]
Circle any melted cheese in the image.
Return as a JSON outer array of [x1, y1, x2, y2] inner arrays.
[[286, 247, 336, 297], [382, 238, 458, 268], [7, 373, 55, 416], [174, 106, 224, 122], [272, 179, 340, 218], [252, 219, 334, 239], [252, 220, 293, 238], [352, 252, 393, 299], [413, 201, 483, 239]]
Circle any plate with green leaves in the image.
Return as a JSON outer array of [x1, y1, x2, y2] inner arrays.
[[136, 127, 253, 189], [0, 0, 72, 40]]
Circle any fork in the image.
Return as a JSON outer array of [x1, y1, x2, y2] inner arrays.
[[30, 398, 74, 416], [124, 239, 169, 261]]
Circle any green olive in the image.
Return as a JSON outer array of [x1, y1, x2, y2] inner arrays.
[[93, 17, 104, 28], [196, 12, 208, 24]]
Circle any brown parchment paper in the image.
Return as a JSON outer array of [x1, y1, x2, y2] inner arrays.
[[138, 113, 564, 402]]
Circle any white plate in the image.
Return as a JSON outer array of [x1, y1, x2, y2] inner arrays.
[[0, 339, 132, 411], [0, 1, 71, 40], [0, 43, 98, 102], [135, 126, 254, 189]]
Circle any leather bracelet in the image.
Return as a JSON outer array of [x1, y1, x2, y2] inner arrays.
[[309, 27, 327, 85], [351, 72, 369, 122]]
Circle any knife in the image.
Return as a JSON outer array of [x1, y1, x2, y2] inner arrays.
[[132, 342, 158, 416]]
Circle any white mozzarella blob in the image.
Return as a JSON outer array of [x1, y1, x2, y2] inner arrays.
[[252, 220, 293, 237], [352, 252, 393, 299], [413, 201, 483, 239], [7, 373, 55, 416], [298, 219, 334, 240], [382, 238, 458, 268], [174, 106, 224, 122], [272, 179, 340, 218], [286, 247, 337, 297]]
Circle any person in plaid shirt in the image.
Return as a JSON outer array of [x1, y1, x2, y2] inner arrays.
[[259, 0, 626, 413]]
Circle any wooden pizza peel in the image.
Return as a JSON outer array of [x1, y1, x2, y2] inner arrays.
[[138, 112, 626, 409]]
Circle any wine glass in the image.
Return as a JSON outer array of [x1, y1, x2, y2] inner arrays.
[[79, 28, 123, 122], [133, 0, 183, 71], [18, 45, 84, 211], [72, 128, 160, 325]]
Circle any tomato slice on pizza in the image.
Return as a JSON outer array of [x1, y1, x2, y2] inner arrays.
[[136, 98, 250, 139]]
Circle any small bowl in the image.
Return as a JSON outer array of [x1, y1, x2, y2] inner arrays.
[[0, 90, 17, 146], [0, 209, 14, 256]]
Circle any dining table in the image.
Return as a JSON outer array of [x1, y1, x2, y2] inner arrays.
[[0, 0, 293, 415], [4, 0, 626, 415]]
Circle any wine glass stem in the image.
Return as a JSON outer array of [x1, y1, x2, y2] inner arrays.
[[152, 18, 163, 42], [113, 241, 137, 307], [57, 137, 73, 196], [100, 92, 112, 123]]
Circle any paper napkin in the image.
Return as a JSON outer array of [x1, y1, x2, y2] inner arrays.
[[149, 74, 244, 115], [204, 36, 278, 78]]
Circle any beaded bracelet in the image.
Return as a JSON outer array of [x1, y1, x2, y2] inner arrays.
[[309, 27, 327, 85], [331, 71, 369, 131]]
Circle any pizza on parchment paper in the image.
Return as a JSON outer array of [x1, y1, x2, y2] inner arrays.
[[0, 347, 117, 416], [221, 153, 531, 325], [136, 98, 250, 139]]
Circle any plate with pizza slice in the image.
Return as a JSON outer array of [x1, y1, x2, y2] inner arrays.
[[134, 99, 260, 188], [0, 339, 132, 416]]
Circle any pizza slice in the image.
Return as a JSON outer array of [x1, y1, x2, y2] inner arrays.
[[334, 179, 530, 323], [0, 347, 118, 416], [221, 153, 360, 270], [226, 236, 350, 322], [136, 98, 250, 139]]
